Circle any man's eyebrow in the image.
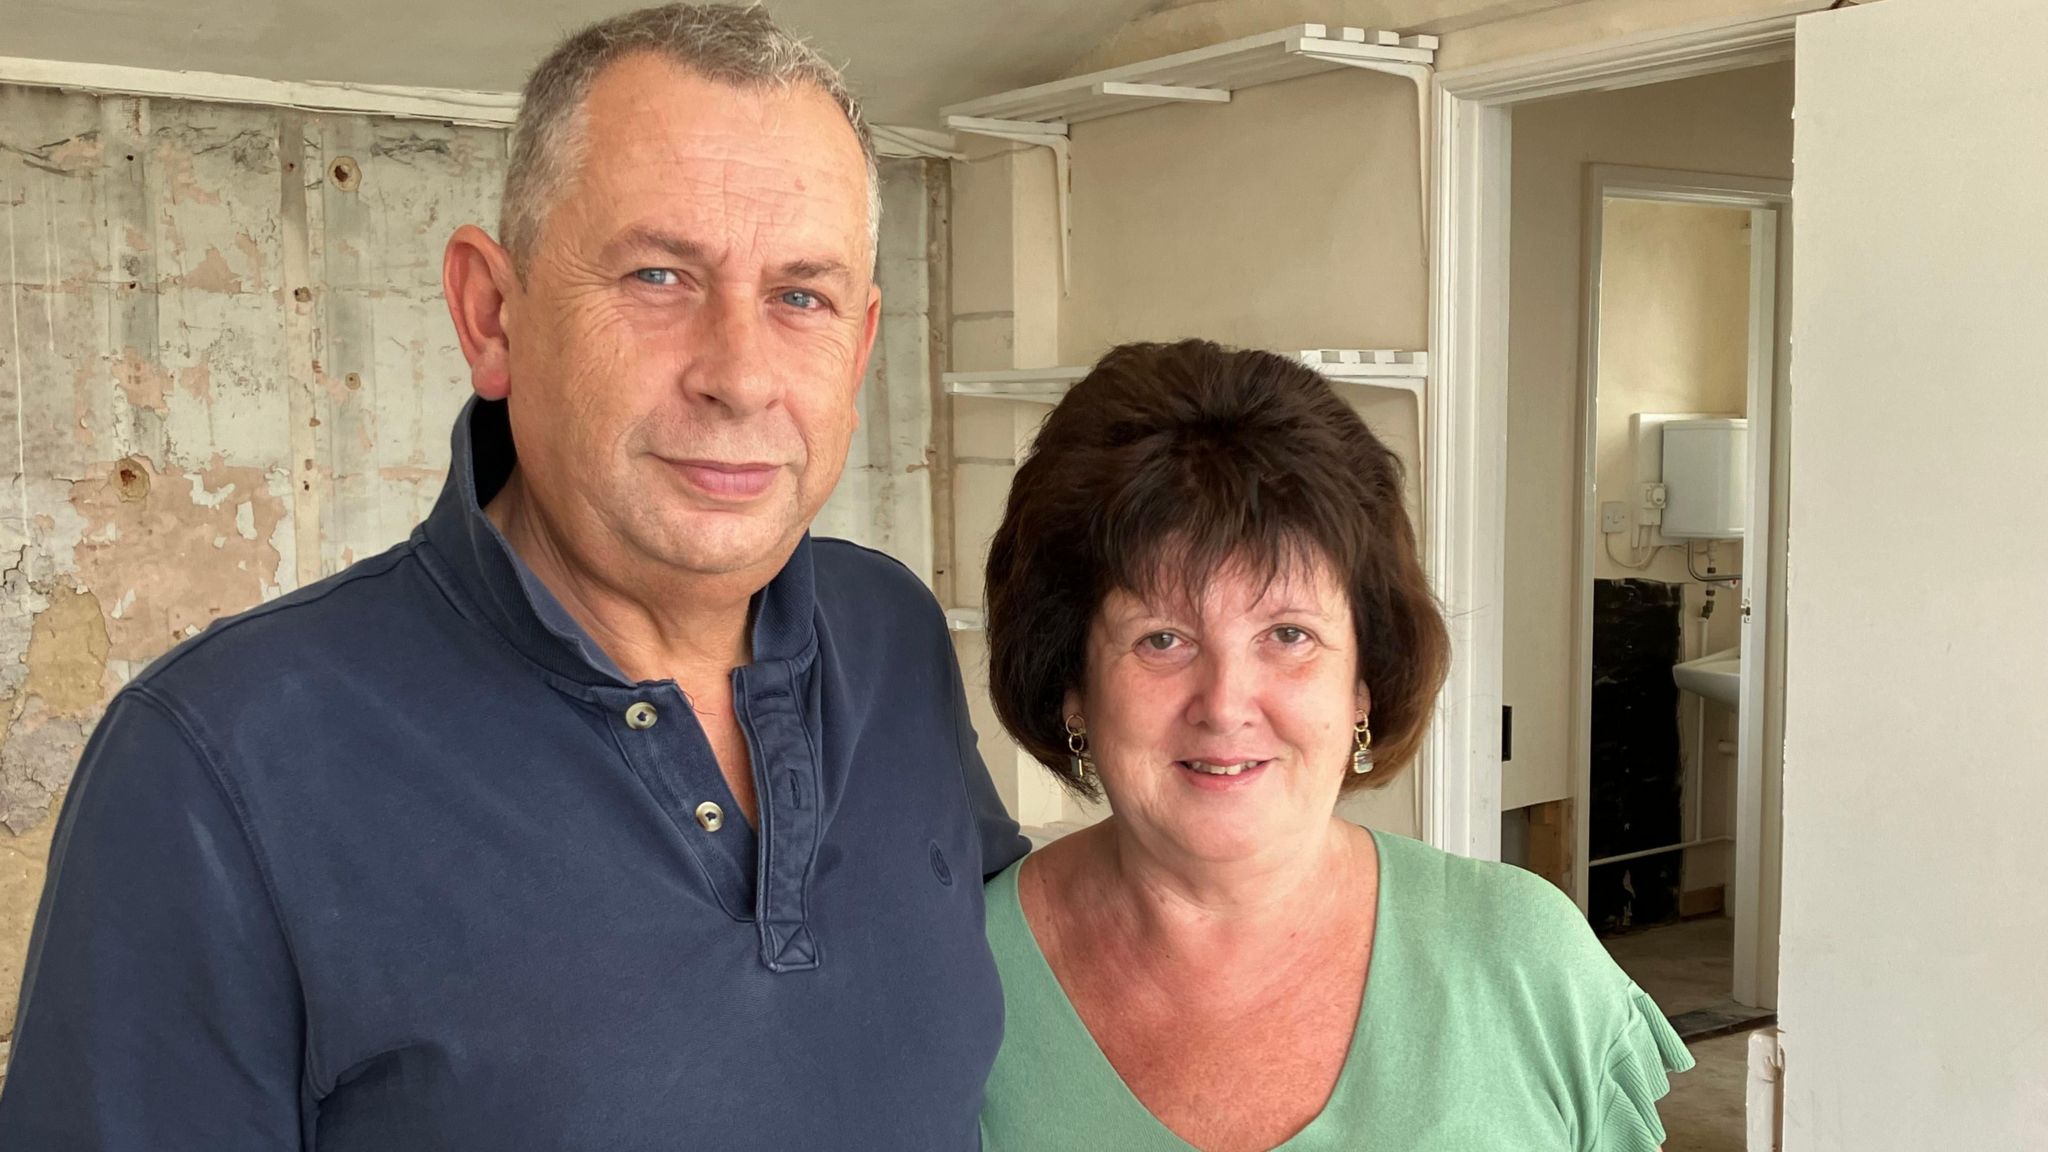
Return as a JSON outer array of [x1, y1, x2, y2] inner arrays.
[[778, 258, 854, 282], [603, 226, 712, 266], [600, 228, 859, 283]]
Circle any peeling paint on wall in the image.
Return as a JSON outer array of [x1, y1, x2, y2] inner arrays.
[[0, 82, 508, 1043]]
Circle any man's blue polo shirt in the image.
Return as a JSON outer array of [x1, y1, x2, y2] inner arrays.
[[0, 398, 1029, 1150]]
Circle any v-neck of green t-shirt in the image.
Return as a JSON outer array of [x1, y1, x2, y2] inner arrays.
[[986, 828, 1392, 1151]]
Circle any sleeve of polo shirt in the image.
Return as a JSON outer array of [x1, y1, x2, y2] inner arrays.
[[0, 689, 305, 1150], [942, 640, 1029, 880]]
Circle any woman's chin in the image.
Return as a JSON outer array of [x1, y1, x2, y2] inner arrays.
[[1146, 810, 1320, 868]]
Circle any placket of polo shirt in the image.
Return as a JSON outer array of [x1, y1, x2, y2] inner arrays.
[[733, 657, 823, 973], [606, 681, 760, 922]]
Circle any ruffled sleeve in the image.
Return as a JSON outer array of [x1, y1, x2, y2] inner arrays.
[[1591, 982, 1697, 1151]]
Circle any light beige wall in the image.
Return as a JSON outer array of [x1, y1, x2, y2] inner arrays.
[[1783, 0, 2048, 1142], [1592, 197, 1750, 891], [1060, 67, 1425, 358], [1503, 62, 1792, 812]]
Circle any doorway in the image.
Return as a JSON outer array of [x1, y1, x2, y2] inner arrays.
[[1569, 170, 1786, 1043], [1426, 15, 1810, 1149]]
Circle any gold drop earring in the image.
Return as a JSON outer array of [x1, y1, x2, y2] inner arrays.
[[1065, 715, 1095, 780], [1351, 714, 1374, 776]]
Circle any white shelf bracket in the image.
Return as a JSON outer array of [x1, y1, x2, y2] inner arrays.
[[872, 123, 965, 161], [1092, 81, 1232, 105], [946, 115, 1073, 295], [1290, 47, 1434, 254]]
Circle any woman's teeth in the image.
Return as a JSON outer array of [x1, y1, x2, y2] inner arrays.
[[1183, 760, 1259, 776]]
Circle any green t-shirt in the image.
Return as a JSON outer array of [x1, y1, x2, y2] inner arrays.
[[980, 829, 1693, 1152]]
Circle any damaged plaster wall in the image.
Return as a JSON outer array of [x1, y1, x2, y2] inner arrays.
[[0, 82, 504, 1049], [816, 158, 936, 585], [0, 80, 939, 1053]]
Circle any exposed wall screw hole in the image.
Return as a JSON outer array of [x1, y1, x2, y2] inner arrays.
[[113, 457, 150, 502]]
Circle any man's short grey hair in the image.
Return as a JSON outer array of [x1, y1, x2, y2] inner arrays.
[[500, 3, 880, 275]]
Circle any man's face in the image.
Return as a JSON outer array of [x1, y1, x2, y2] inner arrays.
[[502, 56, 877, 581]]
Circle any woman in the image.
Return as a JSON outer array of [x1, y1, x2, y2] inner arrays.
[[978, 340, 1690, 1152]]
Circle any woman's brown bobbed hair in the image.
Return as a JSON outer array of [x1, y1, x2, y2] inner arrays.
[[983, 339, 1451, 802]]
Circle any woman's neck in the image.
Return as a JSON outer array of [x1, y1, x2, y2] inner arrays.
[[1068, 816, 1375, 977]]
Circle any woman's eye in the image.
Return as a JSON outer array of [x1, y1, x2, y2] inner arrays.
[[1272, 626, 1310, 646], [1140, 632, 1180, 653], [633, 268, 681, 286]]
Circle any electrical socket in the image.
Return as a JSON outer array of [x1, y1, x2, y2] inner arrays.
[[1601, 502, 1629, 533]]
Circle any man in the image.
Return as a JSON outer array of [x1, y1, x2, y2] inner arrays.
[[0, 5, 1025, 1148]]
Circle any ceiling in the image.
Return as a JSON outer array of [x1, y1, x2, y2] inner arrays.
[[3, 0, 1166, 125]]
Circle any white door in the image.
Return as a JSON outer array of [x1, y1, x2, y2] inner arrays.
[[1780, 0, 2048, 1147]]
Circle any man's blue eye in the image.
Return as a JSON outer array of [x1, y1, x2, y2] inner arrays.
[[634, 269, 679, 286], [781, 290, 821, 310]]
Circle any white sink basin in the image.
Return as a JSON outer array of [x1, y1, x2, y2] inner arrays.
[[1673, 647, 1741, 708]]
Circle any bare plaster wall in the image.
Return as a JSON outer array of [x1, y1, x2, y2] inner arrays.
[[0, 83, 934, 1051], [0, 83, 504, 1047]]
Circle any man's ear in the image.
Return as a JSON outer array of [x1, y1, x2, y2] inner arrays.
[[443, 224, 521, 401]]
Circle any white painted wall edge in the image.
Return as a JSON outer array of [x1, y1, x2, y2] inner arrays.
[[0, 55, 523, 125], [1436, 0, 1828, 102]]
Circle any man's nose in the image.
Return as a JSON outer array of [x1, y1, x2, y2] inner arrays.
[[684, 289, 780, 416]]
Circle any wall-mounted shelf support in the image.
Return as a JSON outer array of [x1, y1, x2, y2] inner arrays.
[[944, 115, 1074, 294], [1285, 37, 1434, 251], [1094, 81, 1231, 105], [872, 123, 964, 161]]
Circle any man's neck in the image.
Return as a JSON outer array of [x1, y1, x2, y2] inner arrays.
[[484, 470, 759, 684]]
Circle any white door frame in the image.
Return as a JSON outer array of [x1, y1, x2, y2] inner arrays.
[[1569, 167, 1789, 1011], [1423, 0, 1822, 974]]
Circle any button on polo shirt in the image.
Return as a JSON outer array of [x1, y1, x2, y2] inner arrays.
[[0, 397, 1029, 1151]]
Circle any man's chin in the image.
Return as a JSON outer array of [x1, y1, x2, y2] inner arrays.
[[642, 513, 809, 579]]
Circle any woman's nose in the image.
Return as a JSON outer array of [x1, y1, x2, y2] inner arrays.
[[1184, 649, 1260, 731]]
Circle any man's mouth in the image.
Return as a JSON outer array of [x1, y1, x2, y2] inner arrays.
[[665, 459, 781, 500]]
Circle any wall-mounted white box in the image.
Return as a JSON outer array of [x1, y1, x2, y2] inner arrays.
[[1660, 418, 1749, 539]]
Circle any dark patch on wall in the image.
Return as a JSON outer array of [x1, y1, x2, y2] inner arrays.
[[1590, 578, 1684, 934]]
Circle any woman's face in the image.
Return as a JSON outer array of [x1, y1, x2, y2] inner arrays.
[[1069, 553, 1365, 868]]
